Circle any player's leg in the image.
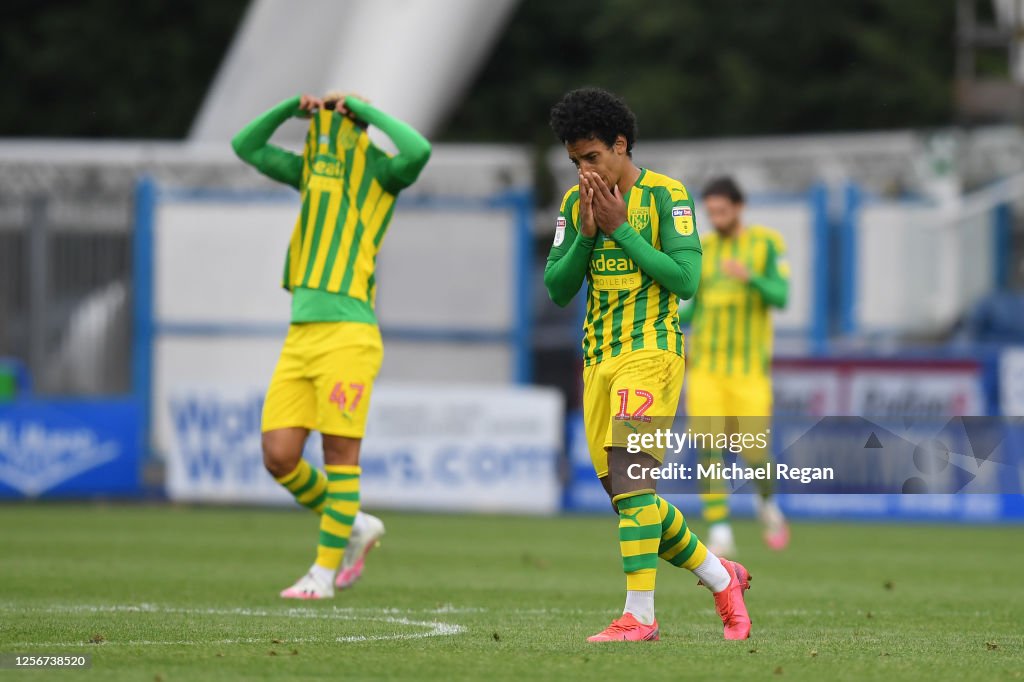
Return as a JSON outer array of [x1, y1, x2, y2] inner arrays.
[[639, 352, 752, 639], [262, 371, 381, 589], [307, 435, 362, 590], [262, 326, 326, 514], [263, 428, 326, 512], [582, 359, 657, 640], [589, 351, 684, 640], [734, 376, 788, 550], [686, 370, 735, 555], [328, 324, 386, 588], [280, 322, 383, 599], [598, 447, 662, 641]]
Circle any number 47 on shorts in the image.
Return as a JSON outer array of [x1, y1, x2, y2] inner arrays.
[[329, 381, 364, 414]]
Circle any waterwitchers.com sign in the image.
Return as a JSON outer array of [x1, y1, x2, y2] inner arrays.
[[160, 383, 564, 514]]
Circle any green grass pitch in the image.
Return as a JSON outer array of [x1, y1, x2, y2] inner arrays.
[[1, 503, 1021, 681]]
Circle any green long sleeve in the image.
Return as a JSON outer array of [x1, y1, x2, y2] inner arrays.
[[544, 231, 596, 307], [748, 239, 789, 308], [610, 224, 702, 300], [230, 96, 304, 189], [749, 274, 787, 308], [344, 97, 431, 193]]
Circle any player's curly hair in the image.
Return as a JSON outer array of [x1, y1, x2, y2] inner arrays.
[[549, 87, 637, 156]]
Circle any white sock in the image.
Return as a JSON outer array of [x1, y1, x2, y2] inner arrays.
[[623, 590, 655, 625], [308, 563, 335, 585], [756, 496, 785, 528], [350, 511, 370, 537], [693, 552, 731, 593], [708, 522, 735, 549]]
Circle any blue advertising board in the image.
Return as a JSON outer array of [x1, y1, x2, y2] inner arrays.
[[0, 399, 143, 498]]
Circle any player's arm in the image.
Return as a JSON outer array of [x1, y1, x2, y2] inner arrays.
[[607, 191, 702, 300], [343, 97, 432, 193], [230, 96, 309, 190], [749, 235, 789, 308], [544, 189, 595, 308]]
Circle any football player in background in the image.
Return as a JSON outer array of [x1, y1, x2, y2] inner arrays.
[[232, 91, 431, 598], [545, 88, 752, 641], [681, 177, 791, 557]]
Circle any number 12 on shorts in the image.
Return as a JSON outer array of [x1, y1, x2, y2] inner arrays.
[[329, 381, 364, 413], [615, 388, 654, 422]]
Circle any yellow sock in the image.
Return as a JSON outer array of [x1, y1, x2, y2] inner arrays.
[[315, 464, 360, 571], [655, 495, 709, 570], [614, 492, 661, 591], [274, 459, 327, 514]]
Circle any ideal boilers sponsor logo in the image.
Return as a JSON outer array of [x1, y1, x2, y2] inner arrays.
[[0, 420, 120, 496]]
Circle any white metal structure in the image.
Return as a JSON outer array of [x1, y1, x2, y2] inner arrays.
[[190, 0, 520, 146]]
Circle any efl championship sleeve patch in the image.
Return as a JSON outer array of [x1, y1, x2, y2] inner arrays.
[[672, 206, 694, 235], [553, 216, 567, 246]]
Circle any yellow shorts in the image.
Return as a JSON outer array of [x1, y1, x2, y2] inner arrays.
[[582, 349, 685, 478], [685, 369, 772, 417], [261, 322, 383, 438], [685, 369, 772, 462]]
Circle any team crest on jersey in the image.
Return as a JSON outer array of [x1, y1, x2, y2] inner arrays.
[[339, 126, 361, 150], [628, 207, 650, 231], [318, 134, 330, 146], [672, 206, 694, 235], [553, 216, 566, 247]]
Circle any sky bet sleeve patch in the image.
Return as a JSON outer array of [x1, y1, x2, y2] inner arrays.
[[672, 206, 694, 235]]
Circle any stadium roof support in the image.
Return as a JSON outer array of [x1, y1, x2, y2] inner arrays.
[[189, 0, 519, 147]]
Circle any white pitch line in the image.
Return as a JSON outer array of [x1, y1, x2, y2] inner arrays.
[[0, 603, 609, 618], [0, 603, 466, 647]]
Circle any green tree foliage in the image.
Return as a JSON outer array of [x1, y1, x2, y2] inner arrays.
[[0, 0, 954, 140], [442, 0, 956, 142], [0, 0, 248, 138]]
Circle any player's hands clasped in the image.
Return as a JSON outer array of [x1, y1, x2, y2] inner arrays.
[[324, 92, 370, 125], [584, 171, 628, 236], [721, 259, 751, 282], [298, 94, 324, 117], [578, 172, 597, 238]]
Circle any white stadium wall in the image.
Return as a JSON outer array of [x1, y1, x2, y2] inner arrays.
[[853, 198, 1000, 335]]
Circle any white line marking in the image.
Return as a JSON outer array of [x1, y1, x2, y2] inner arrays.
[[0, 603, 466, 647]]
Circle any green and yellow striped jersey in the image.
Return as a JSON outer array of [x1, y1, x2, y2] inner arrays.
[[684, 225, 789, 376], [284, 109, 398, 321], [556, 169, 702, 366]]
